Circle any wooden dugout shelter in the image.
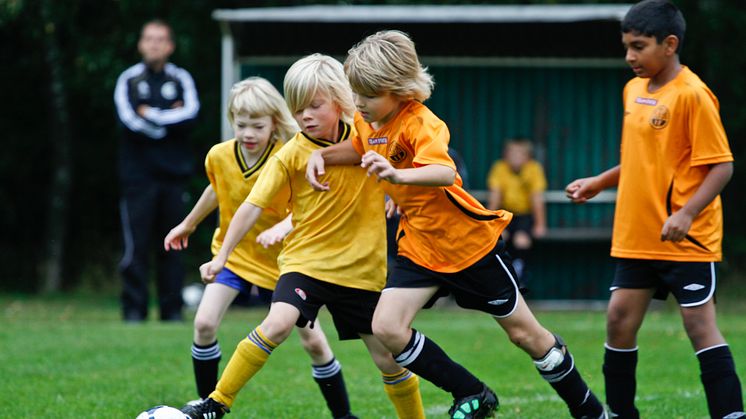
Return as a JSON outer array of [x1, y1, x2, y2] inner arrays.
[[212, 4, 632, 300]]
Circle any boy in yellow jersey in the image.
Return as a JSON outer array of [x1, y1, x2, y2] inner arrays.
[[307, 30, 605, 419], [486, 139, 547, 281], [181, 54, 424, 419], [565, 1, 743, 418], [164, 77, 356, 418]]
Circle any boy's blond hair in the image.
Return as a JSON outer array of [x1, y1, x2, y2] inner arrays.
[[227, 77, 298, 143], [283, 54, 356, 124], [345, 30, 434, 102]]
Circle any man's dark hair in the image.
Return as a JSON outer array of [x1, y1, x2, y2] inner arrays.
[[622, 0, 686, 52], [141, 19, 174, 41]]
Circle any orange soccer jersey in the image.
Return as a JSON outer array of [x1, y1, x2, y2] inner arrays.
[[612, 66, 733, 262], [351, 100, 512, 273]]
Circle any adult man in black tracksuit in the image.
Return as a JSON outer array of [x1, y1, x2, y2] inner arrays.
[[114, 20, 200, 322]]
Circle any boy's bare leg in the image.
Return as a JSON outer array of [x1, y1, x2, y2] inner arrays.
[[191, 283, 239, 399], [297, 323, 354, 419], [372, 287, 488, 401], [682, 300, 744, 418], [603, 288, 654, 419], [360, 333, 424, 419], [497, 294, 604, 418]]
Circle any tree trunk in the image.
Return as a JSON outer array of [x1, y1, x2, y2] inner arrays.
[[39, 0, 73, 293]]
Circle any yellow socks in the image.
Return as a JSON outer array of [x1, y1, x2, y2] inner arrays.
[[382, 369, 425, 419], [210, 327, 277, 407]]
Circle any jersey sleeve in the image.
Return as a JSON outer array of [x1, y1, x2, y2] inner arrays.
[[687, 88, 733, 166], [246, 156, 291, 209], [351, 113, 366, 156], [409, 117, 456, 170]]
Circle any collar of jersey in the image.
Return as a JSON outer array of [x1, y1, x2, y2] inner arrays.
[[301, 121, 351, 148], [233, 139, 277, 179]]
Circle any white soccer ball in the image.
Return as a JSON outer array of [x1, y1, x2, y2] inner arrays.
[[182, 283, 204, 309], [135, 405, 189, 419]]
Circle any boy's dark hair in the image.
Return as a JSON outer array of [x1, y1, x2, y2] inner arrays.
[[622, 0, 686, 52], [141, 19, 174, 41]]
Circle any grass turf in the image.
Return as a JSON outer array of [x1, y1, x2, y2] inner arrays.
[[2, 293, 745, 418]]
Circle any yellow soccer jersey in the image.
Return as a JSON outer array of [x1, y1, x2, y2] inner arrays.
[[612, 66, 733, 262], [205, 139, 290, 290], [486, 159, 547, 215], [246, 122, 386, 292]]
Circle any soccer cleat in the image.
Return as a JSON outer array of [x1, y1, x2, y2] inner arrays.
[[180, 397, 229, 419], [448, 384, 499, 419]]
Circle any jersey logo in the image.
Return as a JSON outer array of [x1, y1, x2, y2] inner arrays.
[[137, 80, 150, 99], [683, 283, 705, 291], [294, 288, 307, 301], [389, 142, 407, 163], [161, 81, 178, 100], [368, 137, 388, 145], [650, 105, 670, 129], [487, 298, 508, 305], [635, 97, 657, 106]]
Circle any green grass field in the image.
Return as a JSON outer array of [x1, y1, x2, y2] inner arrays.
[[2, 293, 745, 418]]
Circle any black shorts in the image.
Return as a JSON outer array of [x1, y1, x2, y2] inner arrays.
[[611, 259, 717, 307], [272, 272, 380, 340], [387, 240, 520, 318]]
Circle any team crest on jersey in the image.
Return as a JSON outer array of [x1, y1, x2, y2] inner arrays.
[[161, 81, 178, 100], [137, 80, 150, 98], [650, 105, 670, 129], [368, 137, 388, 145], [294, 288, 307, 301], [389, 142, 407, 163]]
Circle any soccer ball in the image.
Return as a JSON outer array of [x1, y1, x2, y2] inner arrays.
[[182, 283, 204, 309], [135, 405, 189, 419]]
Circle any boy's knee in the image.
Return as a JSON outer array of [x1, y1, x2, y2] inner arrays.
[[372, 320, 408, 349], [299, 333, 328, 358], [194, 316, 219, 340], [260, 318, 295, 344]]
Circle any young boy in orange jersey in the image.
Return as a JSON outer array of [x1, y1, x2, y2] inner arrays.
[[181, 54, 424, 419], [307, 30, 605, 419], [164, 77, 355, 418], [566, 1, 743, 418]]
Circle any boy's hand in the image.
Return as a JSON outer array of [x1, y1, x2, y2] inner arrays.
[[164, 223, 195, 251], [661, 211, 694, 242], [256, 224, 290, 249], [199, 260, 224, 284], [306, 150, 330, 191], [361, 151, 400, 183], [565, 177, 601, 204], [385, 198, 402, 219]]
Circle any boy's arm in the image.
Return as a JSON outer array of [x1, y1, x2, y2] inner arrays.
[[200, 202, 264, 282], [565, 165, 620, 204], [256, 213, 293, 249], [306, 140, 362, 191], [661, 162, 733, 242], [361, 151, 455, 186], [164, 184, 217, 251], [531, 192, 547, 238], [487, 188, 501, 210]]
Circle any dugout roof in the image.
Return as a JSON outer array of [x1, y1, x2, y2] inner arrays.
[[212, 3, 631, 140]]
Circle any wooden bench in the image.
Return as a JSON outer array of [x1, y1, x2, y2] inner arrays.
[[469, 189, 616, 241]]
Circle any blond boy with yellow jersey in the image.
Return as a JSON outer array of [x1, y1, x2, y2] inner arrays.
[[308, 30, 606, 419], [165, 78, 354, 418], [566, 1, 743, 417], [182, 55, 423, 419]]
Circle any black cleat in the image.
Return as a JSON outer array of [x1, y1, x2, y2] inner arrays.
[[180, 397, 229, 419], [448, 384, 499, 419]]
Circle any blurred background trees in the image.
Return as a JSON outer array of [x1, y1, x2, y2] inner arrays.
[[1, 0, 743, 293]]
